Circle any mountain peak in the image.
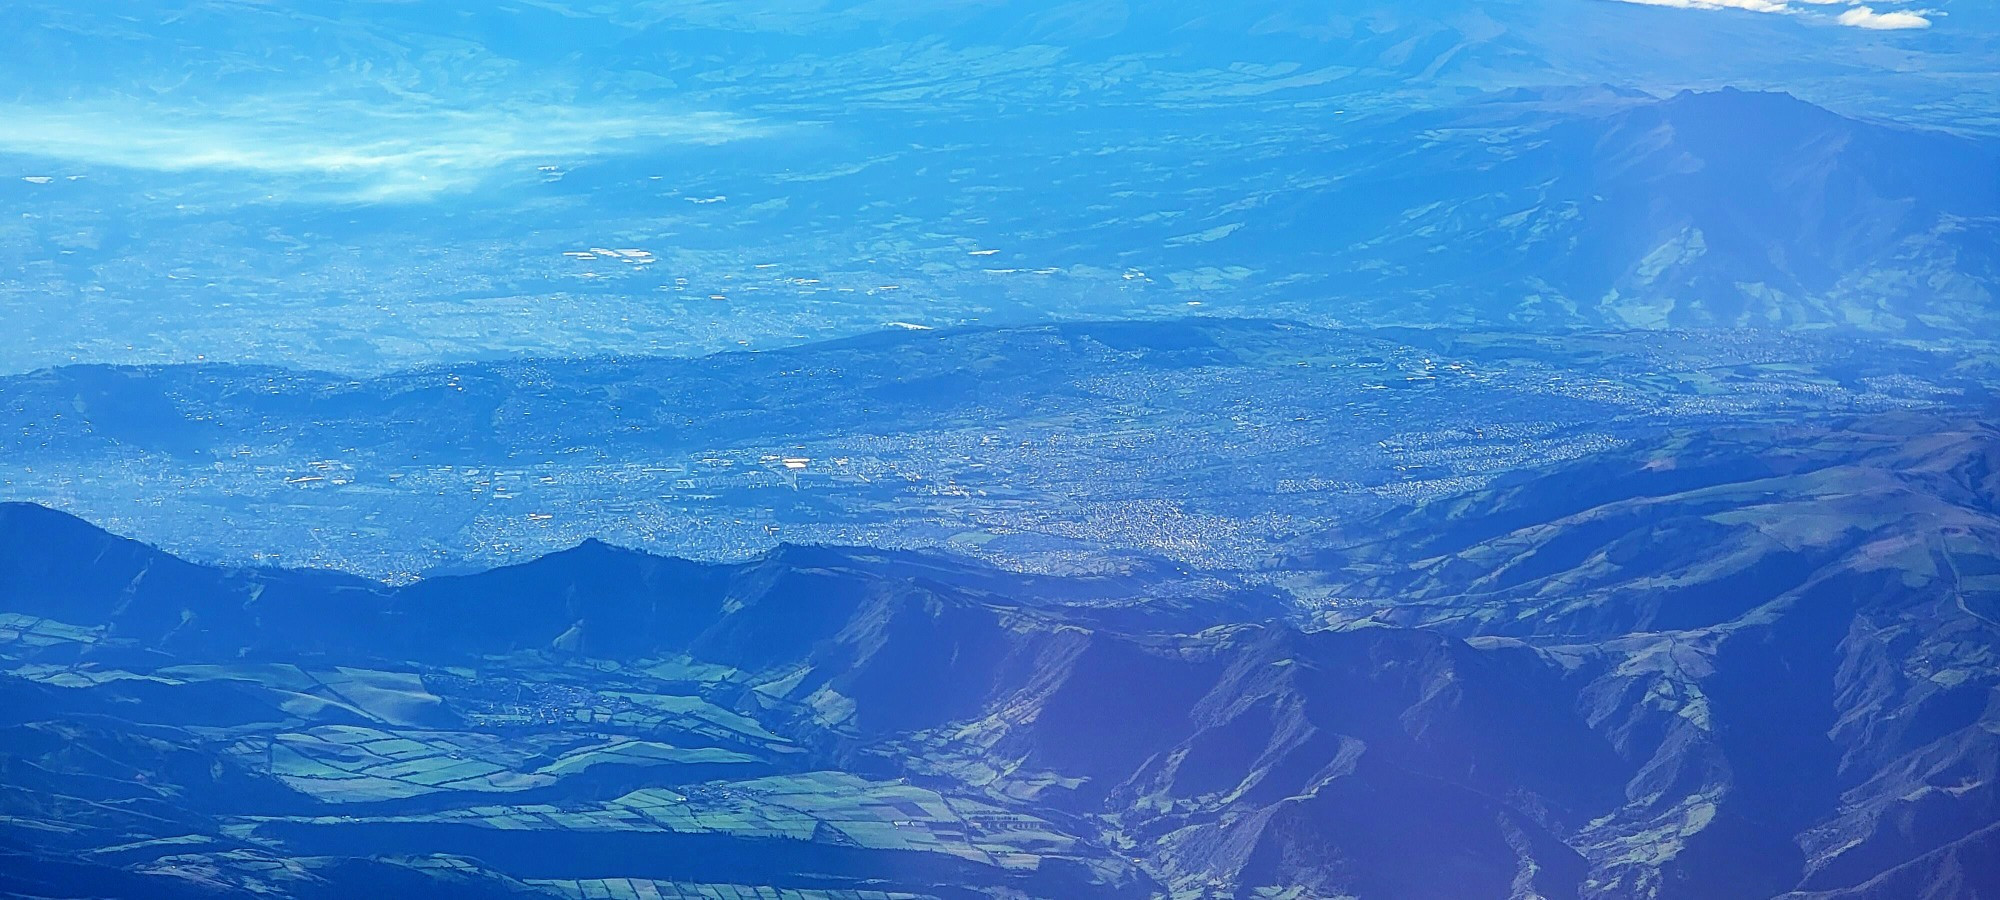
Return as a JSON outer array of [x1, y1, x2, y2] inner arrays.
[[1655, 86, 1841, 133]]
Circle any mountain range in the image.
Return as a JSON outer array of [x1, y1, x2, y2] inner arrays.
[[4, 5, 1999, 899], [3, 318, 1982, 578], [5, 408, 1997, 898]]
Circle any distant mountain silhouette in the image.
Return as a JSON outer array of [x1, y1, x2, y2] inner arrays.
[[1240, 88, 2000, 332]]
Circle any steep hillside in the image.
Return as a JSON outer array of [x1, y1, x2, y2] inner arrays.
[[1283, 412, 2000, 896]]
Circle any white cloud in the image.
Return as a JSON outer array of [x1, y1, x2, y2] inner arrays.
[[1610, 0, 1791, 13], [1836, 5, 1933, 28], [0, 97, 765, 201], [1606, 0, 1942, 30]]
